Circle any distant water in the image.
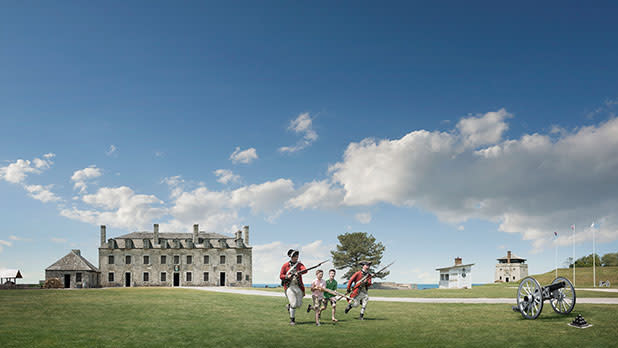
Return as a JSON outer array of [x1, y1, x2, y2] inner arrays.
[[252, 283, 487, 289]]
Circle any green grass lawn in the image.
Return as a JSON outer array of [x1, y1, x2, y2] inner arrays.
[[0, 288, 616, 348], [245, 282, 618, 298], [532, 266, 618, 288]]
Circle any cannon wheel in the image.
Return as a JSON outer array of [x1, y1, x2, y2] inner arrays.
[[549, 277, 576, 315], [517, 277, 543, 319]]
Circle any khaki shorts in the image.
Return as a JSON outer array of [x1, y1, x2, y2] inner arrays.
[[326, 297, 337, 307], [312, 295, 327, 311]]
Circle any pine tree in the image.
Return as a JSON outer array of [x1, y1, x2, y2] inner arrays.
[[331, 232, 388, 280]]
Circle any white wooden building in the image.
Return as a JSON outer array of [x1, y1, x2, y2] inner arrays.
[[436, 257, 474, 289]]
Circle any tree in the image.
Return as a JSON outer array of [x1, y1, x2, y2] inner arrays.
[[563, 257, 573, 268], [574, 253, 602, 267], [331, 232, 388, 280], [601, 252, 618, 266]]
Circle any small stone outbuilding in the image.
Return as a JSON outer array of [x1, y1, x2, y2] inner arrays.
[[45, 249, 100, 288]]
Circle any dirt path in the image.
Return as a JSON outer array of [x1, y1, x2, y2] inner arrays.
[[183, 286, 618, 304]]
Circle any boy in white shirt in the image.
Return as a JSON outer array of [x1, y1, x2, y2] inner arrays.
[[309, 269, 327, 326]]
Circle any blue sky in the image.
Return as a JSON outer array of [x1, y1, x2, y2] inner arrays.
[[1, 2, 617, 284]]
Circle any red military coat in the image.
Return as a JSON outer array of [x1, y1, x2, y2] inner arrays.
[[347, 270, 372, 298], [280, 261, 307, 295]]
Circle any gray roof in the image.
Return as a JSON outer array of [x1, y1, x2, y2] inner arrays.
[[46, 250, 99, 272], [116, 232, 229, 239], [435, 263, 475, 271], [497, 253, 526, 261], [0, 269, 23, 278]]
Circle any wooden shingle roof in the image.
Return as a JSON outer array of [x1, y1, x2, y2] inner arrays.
[[46, 250, 99, 272]]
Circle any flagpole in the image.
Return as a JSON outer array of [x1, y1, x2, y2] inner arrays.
[[572, 224, 575, 287], [593, 223, 596, 288], [555, 236, 558, 279]]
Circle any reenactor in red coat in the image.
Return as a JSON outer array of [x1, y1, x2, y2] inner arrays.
[[344, 261, 372, 320], [279, 249, 307, 325]]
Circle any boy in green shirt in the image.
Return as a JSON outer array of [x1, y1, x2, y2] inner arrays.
[[324, 269, 339, 322]]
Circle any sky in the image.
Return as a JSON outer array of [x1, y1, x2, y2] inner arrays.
[[1, 2, 617, 285]]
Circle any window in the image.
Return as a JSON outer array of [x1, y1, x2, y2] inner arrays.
[[203, 272, 209, 281], [186, 255, 192, 264], [220, 255, 226, 264], [143, 272, 149, 282], [236, 272, 242, 281], [143, 255, 150, 264], [174, 255, 180, 264], [161, 255, 167, 264], [108, 272, 114, 282], [204, 255, 209, 264], [245, 275, 249, 281], [125, 255, 131, 265], [76, 273, 82, 282], [161, 272, 167, 282], [186, 272, 192, 282], [108, 255, 114, 264], [237, 255, 242, 264]]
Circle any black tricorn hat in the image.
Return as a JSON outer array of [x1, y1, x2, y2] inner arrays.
[[359, 261, 372, 266], [287, 249, 299, 257]]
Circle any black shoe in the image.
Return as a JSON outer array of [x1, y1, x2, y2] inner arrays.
[[345, 305, 351, 314], [307, 304, 312, 313], [290, 318, 296, 326], [359, 313, 364, 320]]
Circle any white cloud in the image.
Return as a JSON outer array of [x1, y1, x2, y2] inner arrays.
[[286, 180, 344, 210], [457, 225, 465, 231], [0, 154, 59, 204], [230, 147, 258, 164], [355, 212, 372, 224], [457, 109, 512, 149], [231, 179, 296, 217], [9, 235, 30, 242], [0, 239, 12, 253], [214, 169, 241, 185], [252, 240, 334, 283], [24, 184, 61, 203], [106, 145, 117, 156], [50, 238, 67, 244], [328, 111, 618, 251], [164, 186, 237, 233], [71, 166, 102, 193], [60, 186, 166, 230], [278, 112, 318, 153], [0, 153, 54, 184]]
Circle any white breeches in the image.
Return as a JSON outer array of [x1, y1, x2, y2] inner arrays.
[[350, 291, 369, 309], [286, 285, 304, 309]]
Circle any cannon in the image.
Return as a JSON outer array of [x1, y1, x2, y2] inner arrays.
[[515, 276, 576, 319]]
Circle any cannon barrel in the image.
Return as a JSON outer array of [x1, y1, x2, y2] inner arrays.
[[545, 281, 566, 292]]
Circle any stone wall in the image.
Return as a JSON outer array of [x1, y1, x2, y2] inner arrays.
[[45, 270, 100, 288], [98, 247, 252, 287]]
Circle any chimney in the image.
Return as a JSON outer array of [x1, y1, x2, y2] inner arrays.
[[193, 224, 199, 244], [507, 250, 511, 264], [100, 225, 106, 248], [454, 257, 462, 266], [72, 249, 81, 256], [243, 225, 249, 245], [154, 224, 159, 245]]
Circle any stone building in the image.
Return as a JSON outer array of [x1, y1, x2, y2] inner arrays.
[[494, 250, 527, 283], [99, 224, 252, 287], [436, 257, 474, 289], [45, 249, 100, 288]]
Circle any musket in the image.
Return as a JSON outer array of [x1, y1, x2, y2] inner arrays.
[[321, 287, 353, 301], [336, 261, 395, 301], [283, 259, 330, 285]]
